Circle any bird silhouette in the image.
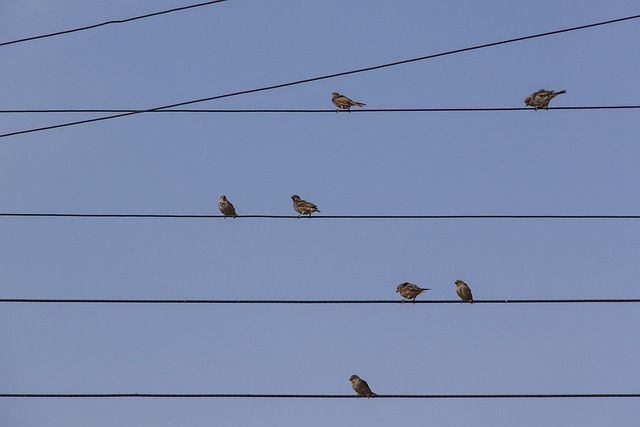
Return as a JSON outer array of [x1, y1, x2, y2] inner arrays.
[[332, 92, 366, 112], [349, 374, 376, 397], [455, 279, 473, 303], [524, 89, 566, 110], [396, 282, 431, 303], [291, 195, 320, 218], [218, 195, 237, 218]]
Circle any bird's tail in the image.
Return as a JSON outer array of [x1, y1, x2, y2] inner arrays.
[[354, 102, 366, 107], [554, 90, 567, 96]]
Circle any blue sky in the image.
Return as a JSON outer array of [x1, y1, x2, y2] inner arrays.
[[1, 1, 639, 426]]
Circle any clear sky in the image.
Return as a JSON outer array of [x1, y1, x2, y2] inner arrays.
[[1, 1, 639, 426]]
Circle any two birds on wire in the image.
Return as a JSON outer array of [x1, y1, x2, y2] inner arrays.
[[396, 280, 473, 303], [218, 195, 320, 218], [332, 89, 567, 112]]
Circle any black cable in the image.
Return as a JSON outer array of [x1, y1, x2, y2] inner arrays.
[[1, 14, 638, 139], [1, 213, 639, 219], [0, 0, 229, 48], [0, 106, 639, 113], [0, 298, 637, 304], [1, 393, 637, 399]]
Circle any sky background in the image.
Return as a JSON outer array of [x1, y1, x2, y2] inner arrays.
[[1, 1, 639, 426]]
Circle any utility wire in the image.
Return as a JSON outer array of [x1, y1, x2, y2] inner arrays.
[[1, 393, 637, 399], [1, 298, 638, 304], [0, 106, 639, 114], [1, 213, 639, 220], [0, 0, 228, 47], [1, 14, 638, 140]]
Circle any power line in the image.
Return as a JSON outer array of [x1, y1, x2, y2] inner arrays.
[[1, 213, 639, 220], [1, 298, 638, 304], [0, 0, 229, 47], [0, 106, 639, 114], [1, 14, 638, 140], [1, 393, 637, 399]]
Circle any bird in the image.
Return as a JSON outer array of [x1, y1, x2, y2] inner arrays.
[[218, 195, 237, 218], [396, 282, 431, 303], [291, 195, 320, 218], [524, 89, 566, 110], [332, 92, 366, 112], [455, 279, 473, 303], [349, 374, 376, 397]]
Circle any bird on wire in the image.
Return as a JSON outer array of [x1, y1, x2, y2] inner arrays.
[[455, 279, 473, 303], [332, 92, 366, 112], [349, 374, 377, 397], [524, 89, 566, 110], [396, 282, 431, 303], [218, 195, 237, 218], [291, 195, 320, 218]]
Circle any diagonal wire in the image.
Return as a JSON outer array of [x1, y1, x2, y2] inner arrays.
[[1, 14, 638, 139], [0, 0, 229, 47]]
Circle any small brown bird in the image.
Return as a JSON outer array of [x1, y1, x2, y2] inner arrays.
[[524, 89, 566, 110], [218, 195, 237, 218], [349, 374, 376, 397], [455, 279, 473, 303], [332, 92, 366, 112], [291, 195, 320, 218], [396, 282, 431, 303]]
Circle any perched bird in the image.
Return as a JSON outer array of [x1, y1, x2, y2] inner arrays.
[[332, 92, 366, 112], [396, 282, 431, 303], [349, 374, 376, 397], [218, 195, 237, 218], [291, 195, 320, 218], [524, 89, 566, 110], [455, 279, 473, 303]]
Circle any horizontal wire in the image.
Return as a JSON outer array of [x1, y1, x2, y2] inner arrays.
[[1, 393, 637, 399], [0, 106, 638, 113], [1, 213, 639, 220], [0, 299, 637, 304], [1, 14, 638, 139], [0, 0, 228, 47]]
